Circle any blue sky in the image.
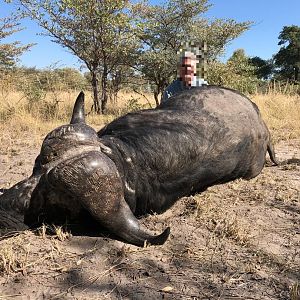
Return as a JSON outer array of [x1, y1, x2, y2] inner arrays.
[[1, 0, 299, 70]]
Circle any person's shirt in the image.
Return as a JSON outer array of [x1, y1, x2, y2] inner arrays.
[[161, 77, 208, 103]]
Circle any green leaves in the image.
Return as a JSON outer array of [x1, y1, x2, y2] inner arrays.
[[0, 13, 33, 69], [274, 26, 300, 81], [13, 0, 139, 112], [209, 49, 259, 94], [133, 0, 251, 103]]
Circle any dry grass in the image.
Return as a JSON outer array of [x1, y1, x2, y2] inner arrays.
[[0, 231, 39, 275], [0, 226, 72, 276], [252, 92, 300, 142], [0, 89, 155, 139], [37, 224, 71, 242], [0, 87, 299, 143]]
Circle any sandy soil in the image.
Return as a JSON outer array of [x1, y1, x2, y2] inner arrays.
[[0, 133, 299, 300]]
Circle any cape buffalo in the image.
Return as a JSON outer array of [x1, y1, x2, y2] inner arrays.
[[0, 86, 278, 246]]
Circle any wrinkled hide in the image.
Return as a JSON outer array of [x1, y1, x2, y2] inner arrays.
[[98, 86, 278, 216], [0, 86, 278, 246]]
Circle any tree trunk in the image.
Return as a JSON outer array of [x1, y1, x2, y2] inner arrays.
[[294, 66, 299, 82], [101, 64, 109, 114], [111, 70, 122, 106], [91, 70, 101, 114], [154, 90, 160, 107], [154, 82, 166, 107]]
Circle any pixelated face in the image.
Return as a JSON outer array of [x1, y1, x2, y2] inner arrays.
[[177, 41, 208, 87], [179, 56, 197, 86]]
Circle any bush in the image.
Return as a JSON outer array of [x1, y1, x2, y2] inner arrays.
[[208, 51, 260, 94]]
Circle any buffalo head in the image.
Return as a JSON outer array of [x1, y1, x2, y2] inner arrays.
[[23, 92, 170, 246]]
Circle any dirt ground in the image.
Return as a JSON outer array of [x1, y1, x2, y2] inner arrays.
[[0, 132, 299, 300]]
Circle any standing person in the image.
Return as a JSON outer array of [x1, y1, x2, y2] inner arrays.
[[161, 43, 208, 103]]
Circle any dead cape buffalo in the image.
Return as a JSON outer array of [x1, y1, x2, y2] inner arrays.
[[0, 86, 278, 246]]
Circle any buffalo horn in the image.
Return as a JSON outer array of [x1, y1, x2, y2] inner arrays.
[[70, 91, 85, 124], [45, 151, 170, 246]]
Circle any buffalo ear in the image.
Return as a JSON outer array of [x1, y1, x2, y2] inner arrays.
[[70, 91, 85, 124]]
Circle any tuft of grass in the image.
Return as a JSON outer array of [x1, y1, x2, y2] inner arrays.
[[37, 224, 71, 242], [52, 225, 71, 242]]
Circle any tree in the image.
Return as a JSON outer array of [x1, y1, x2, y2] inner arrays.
[[132, 0, 209, 105], [15, 0, 138, 113], [249, 56, 274, 80], [133, 0, 252, 105], [0, 13, 33, 69], [209, 49, 259, 94], [274, 25, 300, 82], [191, 18, 253, 61]]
